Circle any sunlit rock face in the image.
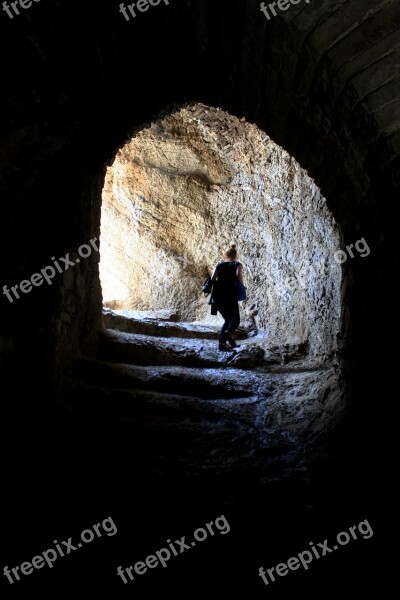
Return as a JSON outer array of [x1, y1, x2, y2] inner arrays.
[[100, 104, 341, 356]]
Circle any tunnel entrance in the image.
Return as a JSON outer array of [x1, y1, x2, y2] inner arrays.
[[87, 104, 346, 467], [99, 103, 341, 358]]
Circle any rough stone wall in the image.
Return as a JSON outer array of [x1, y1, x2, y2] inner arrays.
[[100, 105, 341, 356]]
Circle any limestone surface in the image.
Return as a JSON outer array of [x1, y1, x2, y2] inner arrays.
[[100, 104, 341, 356]]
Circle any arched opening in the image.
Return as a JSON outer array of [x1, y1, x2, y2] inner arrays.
[[100, 104, 341, 355], [94, 103, 344, 451]]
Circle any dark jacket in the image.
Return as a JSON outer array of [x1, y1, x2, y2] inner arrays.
[[212, 261, 241, 307]]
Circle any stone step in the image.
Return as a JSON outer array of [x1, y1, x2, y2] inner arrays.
[[103, 308, 180, 321], [103, 308, 248, 340], [69, 358, 255, 400], [99, 329, 266, 369], [66, 343, 340, 452], [61, 378, 304, 482], [64, 374, 259, 432]]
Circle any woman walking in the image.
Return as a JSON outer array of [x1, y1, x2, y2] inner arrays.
[[211, 243, 244, 350]]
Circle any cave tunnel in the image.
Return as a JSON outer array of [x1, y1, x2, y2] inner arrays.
[[1, 0, 398, 596]]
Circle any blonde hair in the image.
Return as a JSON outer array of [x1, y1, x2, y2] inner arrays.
[[223, 243, 237, 261]]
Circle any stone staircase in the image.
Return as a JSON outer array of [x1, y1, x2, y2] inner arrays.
[[63, 309, 342, 485]]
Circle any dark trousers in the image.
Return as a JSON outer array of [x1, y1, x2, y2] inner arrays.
[[218, 301, 240, 341]]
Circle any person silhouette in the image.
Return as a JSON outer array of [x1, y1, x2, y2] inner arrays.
[[210, 243, 244, 350]]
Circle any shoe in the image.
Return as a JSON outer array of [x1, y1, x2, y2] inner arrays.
[[219, 342, 229, 351], [226, 335, 238, 348]]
